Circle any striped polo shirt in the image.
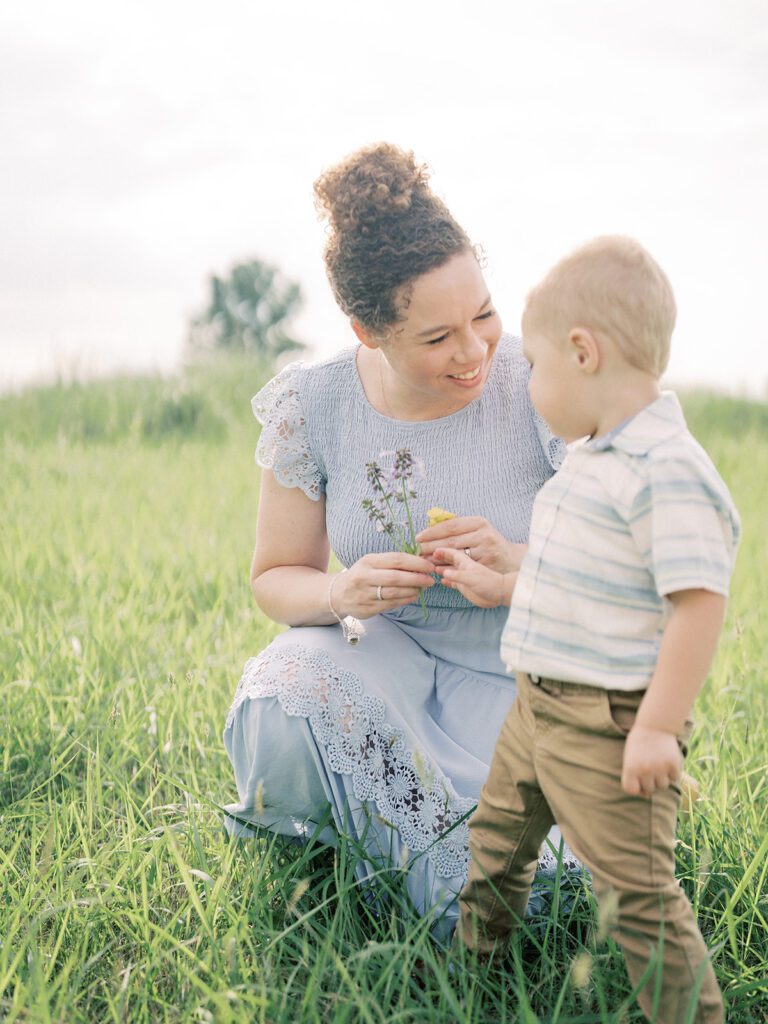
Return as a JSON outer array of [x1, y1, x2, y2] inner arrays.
[[501, 392, 741, 691]]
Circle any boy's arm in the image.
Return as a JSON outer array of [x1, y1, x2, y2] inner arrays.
[[622, 588, 726, 797]]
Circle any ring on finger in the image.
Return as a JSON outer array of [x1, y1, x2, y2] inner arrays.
[[376, 585, 384, 601], [464, 547, 472, 559]]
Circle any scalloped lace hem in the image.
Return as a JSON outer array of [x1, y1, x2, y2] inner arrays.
[[226, 643, 579, 879]]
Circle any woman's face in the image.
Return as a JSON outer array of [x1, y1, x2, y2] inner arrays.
[[372, 250, 502, 417]]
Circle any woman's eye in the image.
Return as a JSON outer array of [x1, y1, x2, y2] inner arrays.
[[425, 309, 494, 343]]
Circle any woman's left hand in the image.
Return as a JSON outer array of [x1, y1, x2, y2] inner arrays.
[[415, 516, 526, 574]]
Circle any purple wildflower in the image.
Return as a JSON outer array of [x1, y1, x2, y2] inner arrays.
[[361, 447, 429, 619]]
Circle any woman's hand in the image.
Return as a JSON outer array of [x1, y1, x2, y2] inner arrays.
[[415, 516, 526, 574], [333, 552, 436, 619], [434, 548, 516, 608]]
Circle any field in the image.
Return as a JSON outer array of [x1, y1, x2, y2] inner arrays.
[[1, 359, 766, 1022]]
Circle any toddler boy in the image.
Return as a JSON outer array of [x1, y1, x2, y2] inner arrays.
[[439, 237, 740, 1023]]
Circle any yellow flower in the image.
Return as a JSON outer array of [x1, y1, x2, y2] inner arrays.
[[426, 507, 456, 527]]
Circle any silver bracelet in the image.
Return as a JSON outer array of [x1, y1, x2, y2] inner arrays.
[[328, 570, 366, 646]]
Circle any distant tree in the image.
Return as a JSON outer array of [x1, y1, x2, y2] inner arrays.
[[189, 258, 305, 359]]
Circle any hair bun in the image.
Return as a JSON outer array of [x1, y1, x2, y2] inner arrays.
[[313, 142, 472, 331], [314, 142, 430, 234]]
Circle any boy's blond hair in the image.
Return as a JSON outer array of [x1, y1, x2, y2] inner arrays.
[[522, 236, 676, 377]]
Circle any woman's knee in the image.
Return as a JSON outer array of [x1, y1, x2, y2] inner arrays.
[[229, 696, 329, 817]]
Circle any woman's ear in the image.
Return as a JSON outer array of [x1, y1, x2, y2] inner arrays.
[[351, 320, 379, 349], [568, 327, 600, 374]]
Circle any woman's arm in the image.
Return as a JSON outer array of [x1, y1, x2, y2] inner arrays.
[[250, 470, 333, 625], [251, 470, 437, 626]]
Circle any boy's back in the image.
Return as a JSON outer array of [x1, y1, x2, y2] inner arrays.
[[502, 391, 740, 690]]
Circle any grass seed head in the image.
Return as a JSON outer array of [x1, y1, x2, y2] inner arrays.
[[570, 950, 593, 990], [596, 888, 619, 943], [286, 878, 310, 915], [254, 779, 265, 816]]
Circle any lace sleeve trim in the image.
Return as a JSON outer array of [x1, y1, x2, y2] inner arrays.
[[252, 364, 323, 501]]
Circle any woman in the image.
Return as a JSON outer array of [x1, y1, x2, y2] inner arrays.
[[224, 143, 575, 940]]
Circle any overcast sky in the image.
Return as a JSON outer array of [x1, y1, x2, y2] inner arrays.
[[2, 0, 767, 394]]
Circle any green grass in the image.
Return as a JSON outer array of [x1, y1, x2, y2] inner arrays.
[[1, 362, 766, 1022]]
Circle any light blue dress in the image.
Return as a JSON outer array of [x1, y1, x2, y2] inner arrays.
[[223, 335, 576, 940]]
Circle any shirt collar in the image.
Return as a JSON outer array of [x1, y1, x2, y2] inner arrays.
[[585, 391, 687, 456]]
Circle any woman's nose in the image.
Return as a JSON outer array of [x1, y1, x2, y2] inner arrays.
[[455, 329, 486, 364]]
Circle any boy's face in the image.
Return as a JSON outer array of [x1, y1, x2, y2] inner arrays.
[[522, 328, 597, 442]]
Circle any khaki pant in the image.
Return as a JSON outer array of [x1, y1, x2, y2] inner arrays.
[[458, 673, 723, 1024]]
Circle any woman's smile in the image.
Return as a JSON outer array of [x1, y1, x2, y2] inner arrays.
[[447, 365, 483, 385]]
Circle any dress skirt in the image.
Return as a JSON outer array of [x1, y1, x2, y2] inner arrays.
[[223, 604, 574, 941]]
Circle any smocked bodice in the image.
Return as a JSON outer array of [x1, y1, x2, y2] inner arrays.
[[253, 334, 563, 609]]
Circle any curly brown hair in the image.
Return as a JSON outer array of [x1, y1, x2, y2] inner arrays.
[[313, 143, 473, 334]]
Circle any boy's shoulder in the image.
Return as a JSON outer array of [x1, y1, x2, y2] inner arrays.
[[642, 426, 740, 536], [572, 393, 739, 527], [593, 391, 688, 461], [615, 394, 733, 501]]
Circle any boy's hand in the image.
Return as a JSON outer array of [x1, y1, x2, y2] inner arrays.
[[433, 547, 515, 607], [621, 724, 682, 798]]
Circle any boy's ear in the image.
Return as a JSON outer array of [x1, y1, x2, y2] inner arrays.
[[568, 327, 600, 374], [351, 320, 379, 349]]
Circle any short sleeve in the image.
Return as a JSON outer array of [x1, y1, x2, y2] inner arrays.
[[252, 363, 325, 501], [534, 412, 566, 471], [629, 455, 740, 597]]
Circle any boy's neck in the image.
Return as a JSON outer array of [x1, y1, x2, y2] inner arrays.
[[590, 373, 662, 440]]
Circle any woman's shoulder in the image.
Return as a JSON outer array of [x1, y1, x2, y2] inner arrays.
[[492, 333, 528, 380], [251, 348, 358, 499], [305, 345, 359, 385], [483, 333, 530, 402], [252, 346, 358, 422]]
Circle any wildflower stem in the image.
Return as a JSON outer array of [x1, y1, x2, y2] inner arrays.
[[363, 450, 429, 620], [400, 478, 429, 620], [400, 479, 418, 555], [376, 469, 410, 551]]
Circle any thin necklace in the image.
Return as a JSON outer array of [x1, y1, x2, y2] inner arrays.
[[378, 349, 455, 421], [378, 350, 396, 418]]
